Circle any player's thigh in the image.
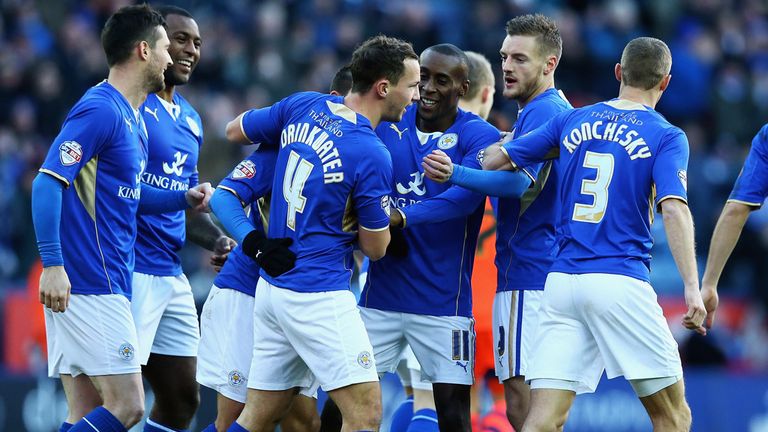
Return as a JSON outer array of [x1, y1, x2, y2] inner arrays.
[[524, 388, 576, 431], [405, 313, 475, 385], [215, 392, 245, 430], [359, 306, 408, 375], [46, 294, 141, 378], [576, 274, 683, 381], [637, 378, 690, 425], [327, 381, 382, 421], [281, 394, 321, 432], [60, 374, 102, 418], [525, 273, 603, 395], [198, 285, 254, 404], [493, 290, 543, 382], [275, 287, 379, 392], [91, 372, 144, 407], [149, 273, 200, 358], [131, 272, 173, 365], [247, 279, 314, 392]]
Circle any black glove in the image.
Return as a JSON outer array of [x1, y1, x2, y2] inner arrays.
[[386, 226, 409, 258], [241, 230, 296, 277]]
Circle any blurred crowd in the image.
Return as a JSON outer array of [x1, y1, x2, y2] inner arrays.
[[1, 0, 768, 370]]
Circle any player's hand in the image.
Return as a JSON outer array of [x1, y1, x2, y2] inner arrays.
[[39, 266, 71, 313], [700, 283, 719, 330], [210, 235, 237, 273], [386, 226, 409, 258], [422, 150, 453, 183], [241, 230, 296, 277], [682, 285, 707, 336], [186, 182, 213, 213]]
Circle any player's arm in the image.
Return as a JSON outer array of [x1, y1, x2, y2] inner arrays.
[[182, 170, 236, 269], [422, 149, 530, 197], [660, 198, 706, 335], [354, 142, 393, 260], [483, 117, 564, 171], [225, 94, 309, 146], [138, 182, 212, 214], [31, 172, 70, 313], [701, 126, 768, 327], [225, 112, 250, 144], [358, 227, 391, 261], [700, 202, 752, 327], [655, 129, 706, 334]]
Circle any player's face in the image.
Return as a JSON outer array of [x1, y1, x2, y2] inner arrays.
[[500, 35, 547, 102], [382, 58, 421, 123], [164, 14, 201, 87], [146, 26, 172, 93], [418, 50, 469, 122]]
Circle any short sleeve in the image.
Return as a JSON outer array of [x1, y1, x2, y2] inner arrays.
[[354, 140, 393, 232], [461, 120, 501, 170], [728, 125, 768, 207], [653, 128, 690, 208], [39, 101, 116, 187], [240, 92, 318, 147], [218, 149, 278, 206], [503, 112, 566, 173]]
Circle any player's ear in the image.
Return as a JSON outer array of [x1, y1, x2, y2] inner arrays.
[[138, 40, 151, 61], [544, 55, 558, 75], [614, 63, 622, 82], [375, 79, 389, 98], [459, 80, 469, 97], [659, 74, 671, 92], [481, 86, 491, 104]]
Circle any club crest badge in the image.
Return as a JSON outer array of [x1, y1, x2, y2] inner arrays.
[[437, 133, 458, 150]]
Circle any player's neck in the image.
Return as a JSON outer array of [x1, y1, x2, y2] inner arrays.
[[618, 86, 660, 109], [157, 84, 176, 103], [417, 109, 458, 133], [518, 80, 554, 110], [107, 67, 149, 110], [458, 100, 479, 116], [344, 92, 382, 128]]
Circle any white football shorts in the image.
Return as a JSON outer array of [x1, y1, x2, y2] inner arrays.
[[395, 345, 433, 391], [45, 293, 141, 378], [360, 307, 475, 385], [197, 285, 318, 403], [131, 272, 200, 365], [248, 279, 378, 392], [492, 289, 543, 382], [526, 272, 683, 394]]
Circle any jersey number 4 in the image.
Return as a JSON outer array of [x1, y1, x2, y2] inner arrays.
[[283, 150, 314, 231], [572, 151, 614, 223]]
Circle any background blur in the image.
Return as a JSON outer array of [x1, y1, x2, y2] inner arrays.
[[1, 0, 768, 430]]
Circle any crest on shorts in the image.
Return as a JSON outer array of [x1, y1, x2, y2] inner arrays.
[[59, 141, 83, 166], [228, 370, 246, 386], [118, 343, 135, 360], [357, 351, 373, 369], [437, 133, 458, 150], [232, 160, 256, 180]]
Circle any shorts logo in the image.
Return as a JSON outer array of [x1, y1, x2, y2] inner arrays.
[[357, 351, 373, 369], [437, 133, 458, 150], [677, 169, 687, 191], [381, 195, 391, 217], [232, 160, 256, 179], [228, 370, 246, 386], [497, 325, 506, 359], [59, 141, 83, 166], [118, 343, 135, 360]]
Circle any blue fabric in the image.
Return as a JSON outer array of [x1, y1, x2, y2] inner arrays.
[[201, 423, 217, 432], [450, 164, 530, 198], [137, 183, 188, 215], [225, 422, 249, 432], [144, 418, 187, 431], [406, 408, 439, 432], [210, 188, 254, 243], [69, 407, 127, 432], [389, 395, 414, 432], [32, 173, 64, 267], [59, 422, 74, 432]]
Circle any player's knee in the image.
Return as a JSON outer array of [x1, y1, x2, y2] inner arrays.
[[111, 401, 145, 428]]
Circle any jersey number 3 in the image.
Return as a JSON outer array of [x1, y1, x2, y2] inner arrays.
[[283, 150, 314, 230], [572, 151, 614, 223]]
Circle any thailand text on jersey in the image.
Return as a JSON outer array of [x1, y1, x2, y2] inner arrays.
[[240, 92, 392, 292], [39, 81, 148, 298], [135, 92, 203, 276], [503, 98, 689, 283]]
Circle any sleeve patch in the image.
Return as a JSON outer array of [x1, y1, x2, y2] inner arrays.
[[231, 160, 256, 179], [59, 141, 83, 166]]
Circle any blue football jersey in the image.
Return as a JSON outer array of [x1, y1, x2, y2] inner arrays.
[[495, 88, 572, 292], [213, 149, 277, 296], [134, 93, 203, 276], [39, 81, 148, 298], [240, 92, 393, 292], [502, 99, 689, 282], [361, 105, 501, 317], [728, 124, 768, 207]]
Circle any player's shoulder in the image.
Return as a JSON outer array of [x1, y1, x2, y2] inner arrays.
[[174, 92, 200, 117], [284, 90, 331, 107], [71, 82, 125, 124], [455, 109, 500, 145], [525, 88, 572, 117]]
